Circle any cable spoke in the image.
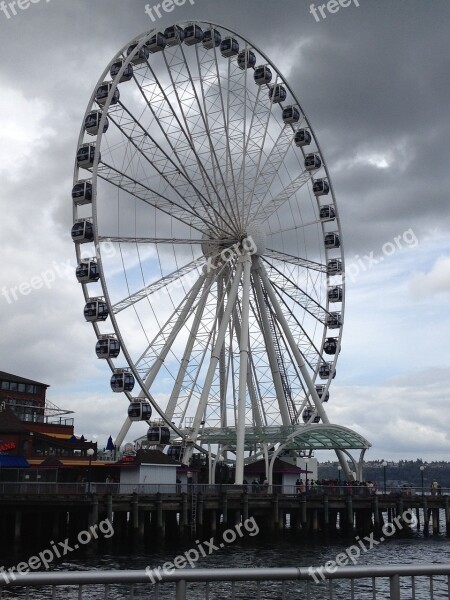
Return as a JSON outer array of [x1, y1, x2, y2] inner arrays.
[[111, 256, 205, 314]]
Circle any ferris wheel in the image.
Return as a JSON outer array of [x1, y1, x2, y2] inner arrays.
[[72, 21, 346, 483]]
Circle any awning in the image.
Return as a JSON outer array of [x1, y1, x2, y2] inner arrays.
[[0, 455, 30, 467]]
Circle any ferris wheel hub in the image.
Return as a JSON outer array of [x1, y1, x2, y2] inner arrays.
[[245, 223, 266, 256]]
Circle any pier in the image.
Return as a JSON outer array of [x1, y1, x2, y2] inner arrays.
[[1, 483, 449, 545]]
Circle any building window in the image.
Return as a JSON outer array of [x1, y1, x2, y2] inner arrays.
[[18, 383, 26, 392], [1, 381, 9, 390], [9, 382, 17, 391]]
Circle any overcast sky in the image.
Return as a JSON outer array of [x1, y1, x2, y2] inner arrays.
[[0, 0, 449, 464]]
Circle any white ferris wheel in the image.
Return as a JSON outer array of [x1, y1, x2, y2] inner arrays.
[[72, 21, 366, 483]]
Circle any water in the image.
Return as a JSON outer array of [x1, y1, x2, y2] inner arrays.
[[1, 527, 450, 598]]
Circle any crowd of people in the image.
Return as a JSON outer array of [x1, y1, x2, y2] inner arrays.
[[294, 479, 378, 495]]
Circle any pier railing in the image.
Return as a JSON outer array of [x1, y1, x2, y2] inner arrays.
[[0, 481, 442, 496], [1, 564, 450, 599]]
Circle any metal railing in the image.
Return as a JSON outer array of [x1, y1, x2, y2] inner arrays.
[[0, 481, 448, 497], [1, 564, 450, 599]]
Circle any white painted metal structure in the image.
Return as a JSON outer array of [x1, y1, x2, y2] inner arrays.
[[72, 21, 361, 482]]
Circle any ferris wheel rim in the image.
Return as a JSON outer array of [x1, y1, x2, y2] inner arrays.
[[72, 20, 346, 449]]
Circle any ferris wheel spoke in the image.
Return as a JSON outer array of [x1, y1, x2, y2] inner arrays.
[[247, 298, 278, 427], [253, 169, 310, 224], [108, 104, 225, 230], [256, 259, 330, 424], [131, 62, 235, 232], [160, 47, 241, 231], [232, 301, 264, 430], [203, 44, 241, 226], [265, 249, 327, 274], [111, 256, 205, 315], [193, 44, 243, 229], [244, 103, 296, 223], [251, 265, 291, 426], [247, 301, 270, 427], [137, 259, 234, 382], [267, 218, 324, 237], [270, 283, 323, 372], [96, 162, 226, 235], [262, 258, 328, 323], [165, 271, 217, 422], [136, 272, 207, 379]]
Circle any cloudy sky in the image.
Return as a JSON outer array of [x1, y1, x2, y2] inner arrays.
[[1, 0, 449, 463]]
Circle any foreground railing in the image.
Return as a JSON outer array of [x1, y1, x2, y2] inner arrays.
[[1, 565, 450, 599]]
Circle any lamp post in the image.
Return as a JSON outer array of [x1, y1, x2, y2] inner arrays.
[[420, 465, 425, 496], [382, 461, 387, 494], [338, 465, 342, 483], [87, 448, 94, 494], [305, 460, 308, 493]]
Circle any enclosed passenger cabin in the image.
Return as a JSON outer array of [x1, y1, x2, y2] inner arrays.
[[110, 370, 135, 393], [328, 285, 343, 302], [95, 82, 120, 107], [282, 106, 301, 124], [71, 220, 94, 244], [268, 84, 287, 103], [72, 180, 92, 205], [315, 385, 329, 402], [237, 49, 256, 69], [126, 43, 149, 65], [84, 299, 109, 322], [95, 336, 120, 359], [294, 129, 312, 147], [110, 60, 133, 83], [326, 312, 342, 329], [85, 111, 109, 136], [319, 362, 336, 380], [202, 28, 221, 49], [77, 144, 100, 168], [320, 205, 336, 220], [327, 259, 343, 276], [324, 232, 340, 249], [184, 24, 204, 45], [146, 32, 167, 53], [254, 65, 272, 85], [324, 337, 339, 355], [167, 445, 183, 461], [128, 400, 152, 422], [220, 37, 239, 58], [76, 259, 99, 283], [164, 25, 185, 46], [302, 407, 320, 424], [313, 178, 329, 196], [147, 426, 171, 445], [304, 153, 322, 171]]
